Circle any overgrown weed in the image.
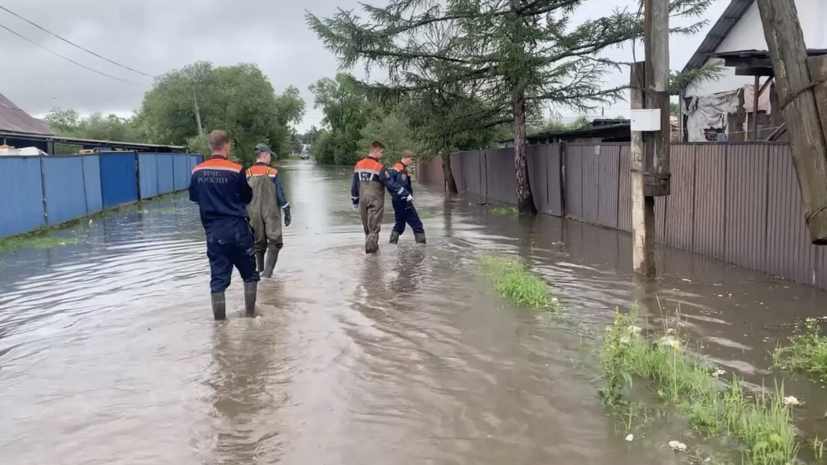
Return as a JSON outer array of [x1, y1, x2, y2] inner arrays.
[[489, 206, 519, 216], [477, 255, 559, 311], [601, 308, 798, 465], [772, 317, 827, 381], [0, 228, 80, 252]]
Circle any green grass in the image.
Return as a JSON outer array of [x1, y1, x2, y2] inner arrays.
[[0, 228, 80, 252], [489, 206, 519, 216], [601, 308, 798, 465], [477, 255, 559, 310], [772, 317, 827, 381]]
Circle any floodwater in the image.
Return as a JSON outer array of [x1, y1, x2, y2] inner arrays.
[[1, 161, 825, 465]]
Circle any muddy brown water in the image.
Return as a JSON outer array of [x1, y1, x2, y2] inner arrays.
[[0, 161, 825, 465]]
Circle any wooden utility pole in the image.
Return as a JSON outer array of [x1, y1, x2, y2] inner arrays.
[[643, 0, 671, 198], [757, 0, 827, 244], [630, 0, 670, 275], [630, 62, 655, 275]]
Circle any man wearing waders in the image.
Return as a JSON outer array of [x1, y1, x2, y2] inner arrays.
[[189, 130, 259, 320], [246, 143, 292, 278], [351, 141, 412, 254], [389, 150, 426, 244]]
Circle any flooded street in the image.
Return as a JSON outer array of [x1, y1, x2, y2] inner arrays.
[[1, 161, 826, 465]]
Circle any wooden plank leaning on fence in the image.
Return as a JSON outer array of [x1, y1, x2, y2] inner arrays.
[[757, 0, 827, 244]]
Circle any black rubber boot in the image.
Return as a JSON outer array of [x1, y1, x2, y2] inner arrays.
[[414, 232, 426, 244], [255, 252, 265, 273], [389, 230, 400, 244], [244, 282, 257, 317], [262, 251, 278, 278], [211, 293, 226, 321]]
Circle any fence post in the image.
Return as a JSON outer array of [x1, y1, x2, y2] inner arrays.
[[559, 142, 567, 217], [38, 155, 49, 225], [80, 154, 89, 215]]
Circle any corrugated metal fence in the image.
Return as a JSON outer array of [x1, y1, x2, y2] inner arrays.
[[418, 142, 827, 289], [0, 152, 203, 239]]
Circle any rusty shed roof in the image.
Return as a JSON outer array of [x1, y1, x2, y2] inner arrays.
[[0, 92, 53, 136]]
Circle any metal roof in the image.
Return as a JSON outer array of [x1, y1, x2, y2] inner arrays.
[[682, 0, 755, 74], [0, 131, 185, 152], [0, 92, 54, 136]]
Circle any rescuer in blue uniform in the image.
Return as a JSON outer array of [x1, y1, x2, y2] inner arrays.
[[389, 150, 426, 244], [188, 130, 259, 320]]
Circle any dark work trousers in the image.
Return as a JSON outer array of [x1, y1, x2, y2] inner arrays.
[[206, 219, 260, 293], [392, 200, 424, 235]]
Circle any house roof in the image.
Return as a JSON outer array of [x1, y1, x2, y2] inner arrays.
[[0, 92, 54, 136], [682, 0, 755, 74], [0, 131, 186, 152]]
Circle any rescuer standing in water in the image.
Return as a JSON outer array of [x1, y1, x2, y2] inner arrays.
[[389, 150, 426, 244], [246, 143, 291, 278], [351, 141, 412, 254], [189, 130, 259, 320]]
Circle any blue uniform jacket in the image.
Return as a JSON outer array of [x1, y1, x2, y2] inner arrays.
[[350, 157, 410, 205], [389, 162, 413, 198], [246, 163, 289, 209], [188, 155, 253, 235]]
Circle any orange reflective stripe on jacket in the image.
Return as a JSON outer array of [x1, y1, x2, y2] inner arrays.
[[392, 162, 405, 172], [246, 165, 277, 179], [354, 158, 384, 179], [193, 157, 243, 174]]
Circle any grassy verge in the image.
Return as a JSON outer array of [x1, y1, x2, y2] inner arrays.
[[772, 317, 827, 381], [601, 308, 798, 465], [489, 206, 519, 216], [477, 255, 559, 310]]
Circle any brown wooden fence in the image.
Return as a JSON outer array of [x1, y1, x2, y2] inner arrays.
[[417, 142, 827, 289]]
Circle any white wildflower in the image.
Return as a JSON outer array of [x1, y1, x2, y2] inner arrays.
[[627, 325, 642, 336], [782, 396, 800, 407], [625, 434, 634, 442], [712, 369, 726, 378]]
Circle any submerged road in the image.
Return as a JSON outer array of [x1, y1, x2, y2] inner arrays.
[[1, 161, 826, 465]]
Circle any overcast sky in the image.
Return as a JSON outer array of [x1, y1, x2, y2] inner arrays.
[[0, 0, 730, 132]]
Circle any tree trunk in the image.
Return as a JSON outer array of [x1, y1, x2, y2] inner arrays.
[[441, 151, 458, 194], [512, 92, 537, 214]]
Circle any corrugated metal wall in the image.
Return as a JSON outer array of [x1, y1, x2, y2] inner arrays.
[[417, 142, 827, 290], [157, 154, 174, 195], [0, 152, 201, 239], [41, 157, 87, 225], [99, 152, 138, 209], [82, 156, 103, 214], [0, 157, 45, 237], [172, 155, 189, 191], [139, 154, 159, 199]]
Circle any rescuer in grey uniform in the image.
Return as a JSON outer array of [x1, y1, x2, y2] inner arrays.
[[351, 141, 412, 253], [246, 143, 291, 278]]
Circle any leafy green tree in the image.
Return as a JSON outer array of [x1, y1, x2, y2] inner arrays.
[[308, 0, 715, 214], [45, 108, 145, 145], [309, 73, 376, 165], [136, 61, 304, 165]]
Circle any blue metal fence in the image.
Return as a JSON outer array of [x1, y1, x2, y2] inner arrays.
[[99, 152, 138, 209], [83, 155, 103, 214], [0, 157, 46, 237], [0, 151, 201, 239], [138, 154, 159, 199], [157, 154, 174, 195], [41, 157, 87, 225], [173, 155, 189, 191]]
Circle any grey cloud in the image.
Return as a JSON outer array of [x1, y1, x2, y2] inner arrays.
[[0, 0, 727, 129]]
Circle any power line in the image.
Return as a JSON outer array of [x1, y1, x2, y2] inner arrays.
[[0, 5, 157, 79], [0, 21, 147, 87]]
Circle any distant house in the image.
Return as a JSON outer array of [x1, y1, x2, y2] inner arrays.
[[679, 0, 827, 142], [502, 118, 631, 147], [0, 92, 54, 153]]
